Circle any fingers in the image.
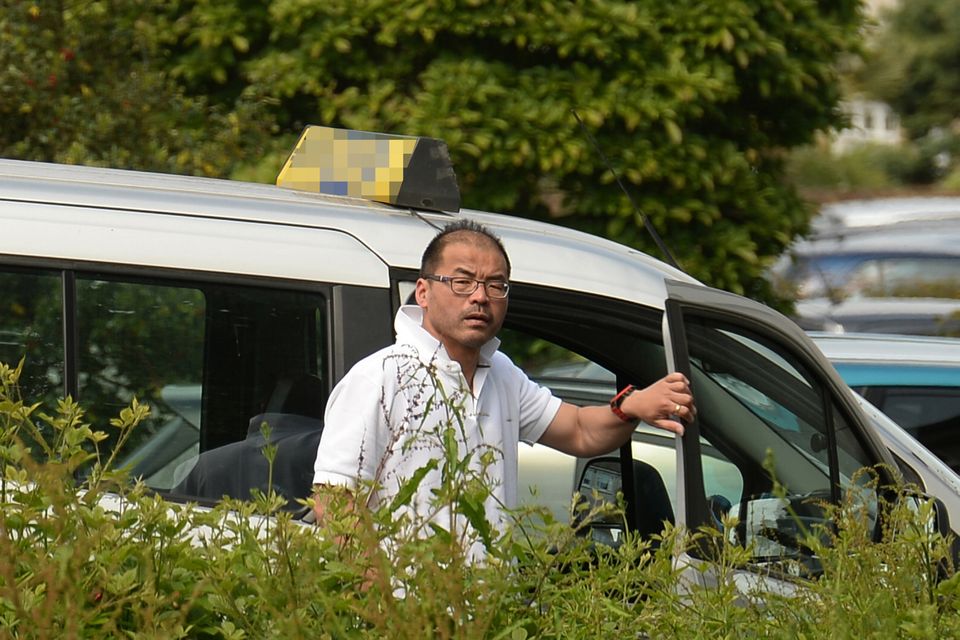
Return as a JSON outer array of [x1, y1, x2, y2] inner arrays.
[[651, 417, 685, 437], [672, 400, 695, 421], [661, 371, 696, 427], [663, 372, 690, 387], [662, 373, 691, 396], [625, 372, 696, 436]]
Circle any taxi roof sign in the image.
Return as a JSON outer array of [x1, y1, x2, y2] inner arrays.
[[276, 126, 460, 212]]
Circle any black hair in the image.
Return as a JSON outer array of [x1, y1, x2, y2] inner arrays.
[[419, 219, 511, 277]]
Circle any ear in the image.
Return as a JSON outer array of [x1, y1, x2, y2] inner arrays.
[[415, 278, 429, 308]]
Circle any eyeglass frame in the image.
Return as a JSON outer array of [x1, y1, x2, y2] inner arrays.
[[422, 274, 510, 299]]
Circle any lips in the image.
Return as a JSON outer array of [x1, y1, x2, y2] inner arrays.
[[463, 312, 490, 325]]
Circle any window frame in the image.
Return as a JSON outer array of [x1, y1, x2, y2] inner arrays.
[[1, 256, 395, 504], [663, 279, 897, 541], [392, 268, 672, 531]]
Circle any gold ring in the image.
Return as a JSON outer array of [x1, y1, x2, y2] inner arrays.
[[674, 403, 681, 414]]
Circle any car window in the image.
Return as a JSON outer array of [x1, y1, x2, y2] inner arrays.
[[851, 257, 960, 298], [102, 276, 328, 504], [0, 268, 64, 405], [868, 386, 960, 473], [776, 253, 960, 301], [76, 277, 207, 477], [680, 314, 879, 569], [494, 290, 667, 527], [502, 322, 742, 531], [630, 424, 742, 525], [0, 266, 329, 509], [502, 327, 601, 523], [776, 254, 863, 299]]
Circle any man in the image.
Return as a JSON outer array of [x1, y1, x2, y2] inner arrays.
[[312, 219, 694, 554]]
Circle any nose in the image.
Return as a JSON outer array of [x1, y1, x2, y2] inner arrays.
[[469, 282, 490, 304]]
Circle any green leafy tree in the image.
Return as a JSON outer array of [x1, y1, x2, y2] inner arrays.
[[168, 0, 865, 302], [855, 0, 960, 189], [0, 0, 268, 175], [2, 0, 866, 302], [861, 0, 960, 139]]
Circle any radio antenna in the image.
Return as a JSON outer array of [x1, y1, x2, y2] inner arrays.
[[572, 109, 681, 270]]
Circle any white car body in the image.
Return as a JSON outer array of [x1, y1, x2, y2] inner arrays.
[[1, 133, 955, 593]]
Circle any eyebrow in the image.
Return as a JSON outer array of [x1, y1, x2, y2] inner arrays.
[[450, 266, 508, 280]]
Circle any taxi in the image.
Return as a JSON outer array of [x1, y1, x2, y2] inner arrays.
[[0, 126, 952, 590]]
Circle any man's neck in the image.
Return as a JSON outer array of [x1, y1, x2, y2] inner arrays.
[[442, 341, 479, 389]]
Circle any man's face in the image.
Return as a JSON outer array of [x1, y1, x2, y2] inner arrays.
[[416, 235, 509, 357]]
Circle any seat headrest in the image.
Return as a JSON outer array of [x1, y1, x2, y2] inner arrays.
[[265, 373, 324, 419]]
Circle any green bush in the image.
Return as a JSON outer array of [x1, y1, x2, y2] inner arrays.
[[2, 358, 960, 638], [785, 142, 938, 193]]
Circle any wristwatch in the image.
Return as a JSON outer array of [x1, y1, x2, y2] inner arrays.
[[610, 384, 637, 423]]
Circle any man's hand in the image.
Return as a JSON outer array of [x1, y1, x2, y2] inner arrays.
[[621, 372, 695, 436], [539, 371, 696, 458], [313, 484, 360, 545]]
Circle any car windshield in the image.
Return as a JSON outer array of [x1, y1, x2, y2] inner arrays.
[[780, 254, 866, 299]]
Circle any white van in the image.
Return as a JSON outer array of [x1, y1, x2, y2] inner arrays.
[[0, 127, 952, 586]]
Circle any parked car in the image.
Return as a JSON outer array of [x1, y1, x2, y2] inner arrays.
[[794, 297, 960, 336], [0, 125, 954, 593], [812, 196, 960, 235], [810, 332, 960, 475], [771, 198, 960, 336], [772, 219, 960, 303]]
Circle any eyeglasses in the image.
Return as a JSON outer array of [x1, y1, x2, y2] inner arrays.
[[423, 275, 510, 299]]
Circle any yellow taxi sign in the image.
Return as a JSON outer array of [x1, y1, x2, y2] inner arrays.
[[276, 126, 460, 212]]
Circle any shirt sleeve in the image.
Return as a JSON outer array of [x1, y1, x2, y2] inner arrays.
[[519, 383, 562, 445], [492, 352, 562, 444], [312, 360, 387, 489]]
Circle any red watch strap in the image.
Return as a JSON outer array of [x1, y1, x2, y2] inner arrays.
[[610, 385, 636, 423]]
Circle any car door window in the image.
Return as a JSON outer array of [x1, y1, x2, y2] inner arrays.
[[490, 285, 669, 524], [0, 268, 64, 405], [76, 277, 206, 479], [75, 275, 328, 504], [501, 327, 607, 523], [877, 258, 960, 298], [680, 314, 879, 568], [502, 314, 741, 539], [1, 266, 331, 509], [867, 386, 960, 472]]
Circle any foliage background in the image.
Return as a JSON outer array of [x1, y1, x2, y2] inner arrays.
[[0, 0, 868, 306], [5, 4, 960, 636], [787, 0, 960, 201]]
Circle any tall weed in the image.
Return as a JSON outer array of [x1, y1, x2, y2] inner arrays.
[[1, 357, 958, 638]]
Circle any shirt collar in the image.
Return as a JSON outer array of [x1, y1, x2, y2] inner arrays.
[[395, 305, 500, 366]]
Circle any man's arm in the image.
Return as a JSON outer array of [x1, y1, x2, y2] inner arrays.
[[313, 484, 368, 551], [313, 484, 355, 525], [537, 372, 694, 458]]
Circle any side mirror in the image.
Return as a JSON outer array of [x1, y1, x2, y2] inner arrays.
[[730, 492, 831, 566], [897, 493, 952, 536], [902, 492, 954, 535], [574, 458, 626, 547], [575, 456, 679, 547], [896, 493, 958, 580], [930, 496, 952, 539], [931, 496, 960, 573]]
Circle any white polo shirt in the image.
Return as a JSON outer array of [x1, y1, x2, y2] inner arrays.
[[313, 305, 561, 551]]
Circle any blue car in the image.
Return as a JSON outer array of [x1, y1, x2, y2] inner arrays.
[[811, 332, 960, 473]]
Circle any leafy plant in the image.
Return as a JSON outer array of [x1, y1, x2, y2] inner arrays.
[[2, 355, 959, 638]]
